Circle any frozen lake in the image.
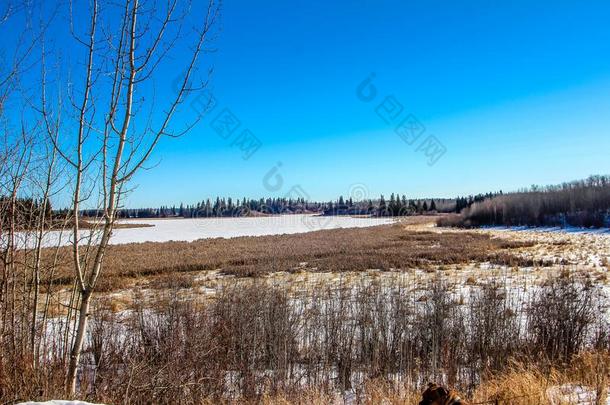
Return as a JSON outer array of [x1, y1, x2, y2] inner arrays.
[[10, 215, 395, 248], [111, 215, 394, 244]]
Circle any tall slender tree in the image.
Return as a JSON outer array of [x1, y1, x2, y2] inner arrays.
[[39, 0, 222, 394]]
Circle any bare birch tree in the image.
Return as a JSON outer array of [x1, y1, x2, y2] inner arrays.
[[42, 0, 222, 395]]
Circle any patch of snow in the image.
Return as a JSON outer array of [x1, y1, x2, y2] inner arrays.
[[547, 384, 610, 405], [482, 225, 610, 235], [17, 401, 105, 405]]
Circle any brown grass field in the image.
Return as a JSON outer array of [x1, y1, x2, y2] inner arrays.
[[42, 219, 545, 293]]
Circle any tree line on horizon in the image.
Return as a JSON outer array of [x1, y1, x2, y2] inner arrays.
[[2, 192, 498, 221], [31, 174, 610, 229], [77, 194, 464, 218], [443, 175, 610, 228], [4, 189, 503, 222]]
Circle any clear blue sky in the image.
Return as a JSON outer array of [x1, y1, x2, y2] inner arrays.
[[9, 1, 610, 206], [131, 0, 610, 206]]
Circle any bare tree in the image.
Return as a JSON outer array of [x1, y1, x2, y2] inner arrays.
[[42, 0, 222, 395]]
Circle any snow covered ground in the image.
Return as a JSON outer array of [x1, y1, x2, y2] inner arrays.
[[547, 384, 610, 405], [474, 226, 610, 269], [482, 225, 610, 235], [17, 402, 104, 405]]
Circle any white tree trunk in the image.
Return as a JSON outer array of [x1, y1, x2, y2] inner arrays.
[[66, 290, 91, 396]]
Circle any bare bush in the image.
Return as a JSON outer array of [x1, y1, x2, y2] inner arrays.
[[527, 275, 602, 362], [4, 273, 597, 403]]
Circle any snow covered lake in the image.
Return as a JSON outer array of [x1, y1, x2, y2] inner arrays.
[[111, 215, 394, 243], [11, 214, 395, 248]]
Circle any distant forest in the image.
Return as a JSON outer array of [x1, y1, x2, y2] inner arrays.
[[0, 197, 53, 229], [76, 194, 492, 219], [5, 193, 495, 221], [443, 175, 610, 228], [20, 175, 610, 230]]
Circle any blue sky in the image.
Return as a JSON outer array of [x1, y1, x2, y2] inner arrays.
[[130, 0, 610, 206], [7, 1, 610, 206]]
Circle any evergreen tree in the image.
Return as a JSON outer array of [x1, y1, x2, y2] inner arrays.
[[401, 195, 408, 213], [379, 195, 387, 215]]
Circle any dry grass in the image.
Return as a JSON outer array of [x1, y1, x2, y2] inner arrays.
[[473, 352, 610, 405], [474, 362, 555, 404], [42, 223, 537, 292], [234, 352, 610, 404], [100, 359, 607, 405]]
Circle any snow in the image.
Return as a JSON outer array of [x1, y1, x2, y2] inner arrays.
[[547, 384, 610, 405], [16, 386, 610, 405], [482, 225, 610, 235], [111, 214, 394, 244], [17, 401, 104, 405], [8, 214, 394, 248]]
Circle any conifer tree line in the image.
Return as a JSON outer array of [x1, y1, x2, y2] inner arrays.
[[454, 192, 500, 213], [52, 193, 493, 219], [0, 197, 53, 228], [91, 194, 459, 218], [12, 192, 501, 220], [54, 175, 610, 227], [445, 175, 610, 228]]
